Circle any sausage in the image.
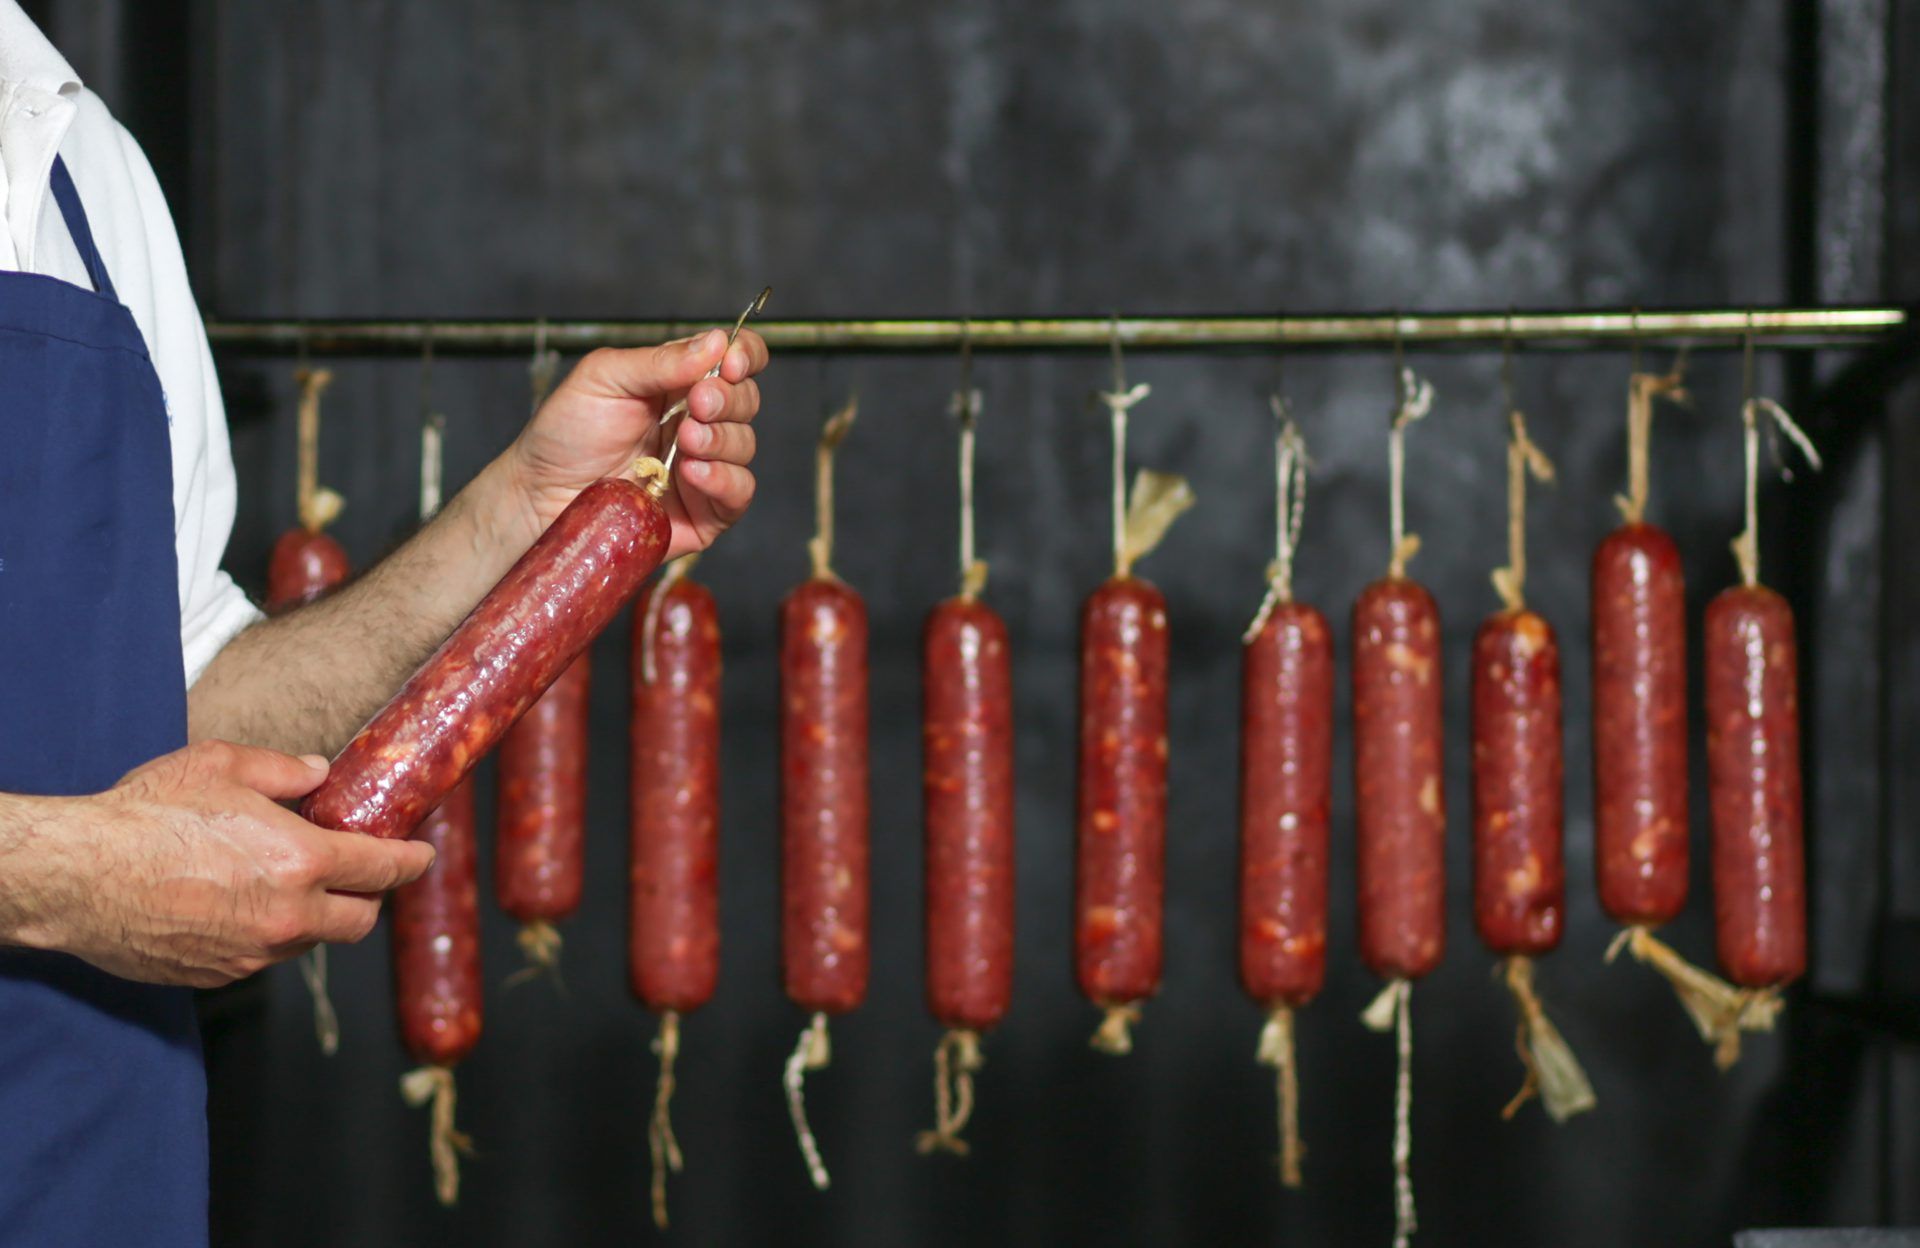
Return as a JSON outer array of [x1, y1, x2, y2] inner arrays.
[[1238, 602, 1333, 1007], [496, 655, 591, 924], [266, 529, 350, 612], [1704, 584, 1806, 988], [922, 596, 1016, 1032], [1471, 608, 1565, 956], [392, 778, 483, 1067], [781, 577, 870, 1015], [1590, 522, 1689, 926], [630, 575, 723, 1013], [303, 475, 671, 839], [1075, 576, 1170, 1009], [1352, 577, 1446, 980]]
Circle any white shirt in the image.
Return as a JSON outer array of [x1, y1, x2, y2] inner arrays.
[[0, 2, 259, 684]]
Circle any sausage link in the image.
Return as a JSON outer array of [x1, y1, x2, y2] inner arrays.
[[1075, 576, 1169, 1007], [922, 596, 1016, 1032], [1238, 602, 1333, 1007], [495, 655, 591, 923], [1352, 577, 1446, 981], [1590, 523, 1689, 926], [266, 529, 351, 612], [780, 578, 870, 1015], [1471, 608, 1565, 956], [304, 478, 670, 839], [630, 576, 723, 1013], [392, 778, 483, 1067], [1705, 585, 1806, 988]]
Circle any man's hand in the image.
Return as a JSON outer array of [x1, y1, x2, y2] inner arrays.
[[0, 742, 435, 988], [505, 327, 769, 560]]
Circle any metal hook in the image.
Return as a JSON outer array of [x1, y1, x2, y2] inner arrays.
[[656, 287, 773, 474]]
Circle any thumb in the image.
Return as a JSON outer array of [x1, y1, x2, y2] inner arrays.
[[574, 329, 725, 402], [202, 742, 330, 801]]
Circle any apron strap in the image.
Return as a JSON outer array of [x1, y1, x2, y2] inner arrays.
[[48, 156, 118, 301]]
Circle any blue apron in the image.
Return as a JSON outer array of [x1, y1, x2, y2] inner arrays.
[[0, 158, 204, 1246]]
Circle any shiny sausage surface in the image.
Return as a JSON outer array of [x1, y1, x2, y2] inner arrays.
[[1075, 576, 1169, 1007], [1705, 584, 1806, 988], [266, 529, 350, 612], [304, 478, 670, 839], [1591, 523, 1689, 926], [1471, 608, 1565, 956], [495, 655, 591, 923], [630, 577, 723, 1013], [392, 778, 483, 1067], [922, 596, 1016, 1032], [1352, 577, 1446, 981], [1238, 601, 1333, 1007], [780, 578, 870, 1015]]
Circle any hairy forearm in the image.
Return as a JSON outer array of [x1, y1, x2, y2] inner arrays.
[[0, 790, 85, 947], [188, 455, 541, 756]]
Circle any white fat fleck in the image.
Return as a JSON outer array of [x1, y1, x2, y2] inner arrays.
[[431, 935, 454, 955]]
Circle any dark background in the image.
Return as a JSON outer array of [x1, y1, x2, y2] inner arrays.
[[26, 2, 1920, 1245]]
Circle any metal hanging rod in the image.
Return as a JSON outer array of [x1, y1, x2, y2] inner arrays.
[[203, 305, 1908, 356]]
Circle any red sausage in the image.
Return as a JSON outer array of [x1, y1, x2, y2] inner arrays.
[[1590, 523, 1689, 926], [1471, 608, 1565, 956], [630, 576, 724, 1013], [1705, 585, 1806, 988], [266, 529, 350, 612], [781, 578, 870, 1015], [922, 596, 1016, 1032], [392, 778, 483, 1066], [1352, 577, 1446, 981], [1238, 602, 1333, 1007], [304, 477, 670, 839], [496, 655, 591, 924], [1075, 576, 1169, 1008]]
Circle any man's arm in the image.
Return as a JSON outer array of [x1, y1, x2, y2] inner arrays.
[[188, 328, 767, 756]]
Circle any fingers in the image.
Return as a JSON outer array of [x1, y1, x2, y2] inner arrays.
[[308, 892, 385, 945], [191, 741, 330, 801], [685, 374, 760, 425], [677, 417, 756, 467], [721, 329, 769, 383], [677, 459, 756, 524], [575, 329, 728, 401], [311, 829, 437, 894]]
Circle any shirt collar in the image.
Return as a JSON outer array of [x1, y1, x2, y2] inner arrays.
[[0, 0, 81, 97]]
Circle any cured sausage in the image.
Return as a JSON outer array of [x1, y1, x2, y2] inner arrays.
[[1352, 577, 1446, 982], [1704, 584, 1806, 988], [923, 595, 1016, 1033], [1590, 523, 1689, 926], [266, 530, 351, 611], [303, 473, 671, 839], [393, 778, 483, 1067], [496, 654, 591, 944], [630, 573, 723, 1014], [1471, 608, 1565, 956], [1238, 602, 1333, 1007], [1075, 576, 1170, 1038], [781, 577, 871, 1015]]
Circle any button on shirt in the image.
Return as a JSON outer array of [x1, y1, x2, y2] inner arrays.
[[0, 3, 258, 683]]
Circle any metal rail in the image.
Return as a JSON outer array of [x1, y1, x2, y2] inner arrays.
[[203, 305, 1909, 356]]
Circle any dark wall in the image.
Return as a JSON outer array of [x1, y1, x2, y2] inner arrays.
[[60, 2, 1919, 1245]]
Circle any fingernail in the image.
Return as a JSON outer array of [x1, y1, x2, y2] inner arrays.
[[300, 754, 328, 771], [690, 328, 723, 357]]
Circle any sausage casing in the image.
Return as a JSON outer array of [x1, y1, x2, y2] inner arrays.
[[1705, 584, 1806, 988], [495, 655, 591, 923], [630, 576, 723, 1013], [1471, 608, 1565, 956], [392, 778, 483, 1066], [780, 578, 871, 1015], [304, 478, 670, 839], [1352, 577, 1446, 981], [1238, 602, 1333, 1007], [1590, 523, 1689, 926], [266, 529, 350, 612], [922, 596, 1016, 1032], [1075, 576, 1169, 1007]]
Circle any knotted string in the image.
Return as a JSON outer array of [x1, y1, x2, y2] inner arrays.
[[1605, 926, 1784, 1069], [294, 367, 343, 533], [808, 399, 858, 581], [1362, 980, 1416, 1248], [1386, 368, 1433, 578], [501, 920, 566, 994], [915, 1028, 983, 1157], [783, 1013, 833, 1189], [1731, 397, 1822, 588], [1256, 1005, 1305, 1188], [1613, 363, 1688, 525], [1491, 412, 1555, 611], [1497, 956, 1596, 1122], [400, 1064, 472, 1207], [648, 1011, 685, 1229], [1089, 1003, 1142, 1055], [953, 383, 988, 598], [297, 945, 339, 1057], [1244, 407, 1308, 643]]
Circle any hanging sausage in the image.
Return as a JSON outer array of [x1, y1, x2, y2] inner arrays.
[[1238, 409, 1329, 1188], [631, 553, 722, 1228], [391, 407, 481, 1207], [1354, 364, 1442, 1248], [1078, 333, 1194, 1055], [301, 290, 767, 842], [1471, 370, 1593, 1123], [266, 366, 351, 1055], [916, 370, 1015, 1158], [1702, 357, 1820, 1064], [496, 342, 588, 985], [780, 398, 869, 1190]]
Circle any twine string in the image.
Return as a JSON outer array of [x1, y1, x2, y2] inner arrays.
[[783, 1013, 833, 1189], [916, 1028, 984, 1157], [400, 1065, 472, 1208], [297, 945, 340, 1057], [1491, 412, 1555, 611], [648, 1011, 685, 1230], [808, 398, 859, 580], [1255, 1006, 1305, 1188], [1387, 367, 1433, 578]]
